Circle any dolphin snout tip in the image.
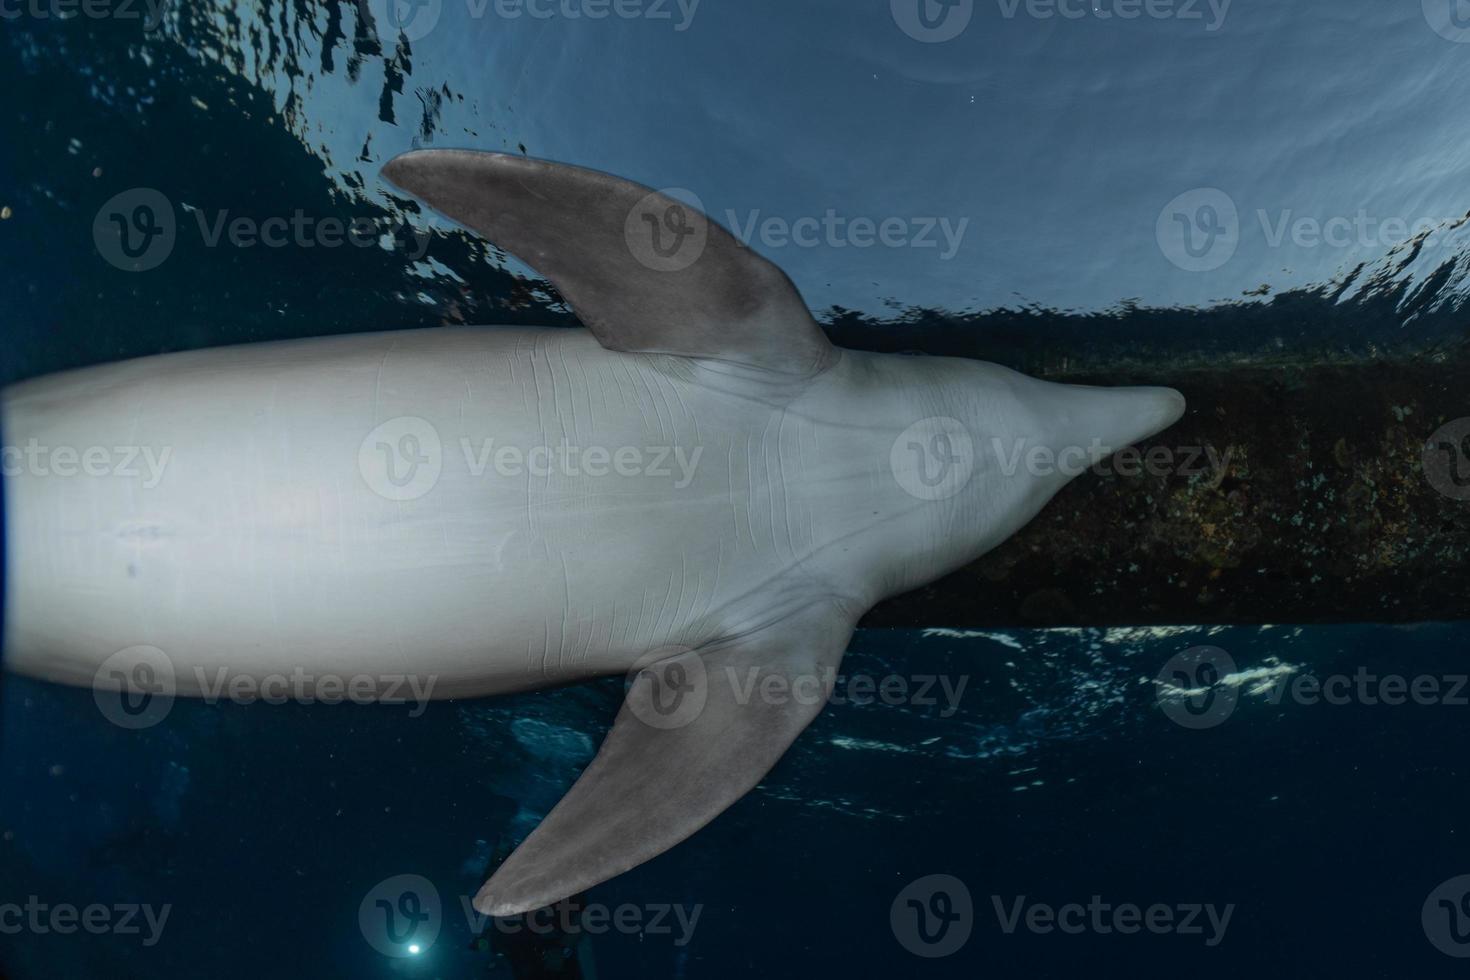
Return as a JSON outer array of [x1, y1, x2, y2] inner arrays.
[[1153, 386, 1187, 428], [1105, 384, 1187, 449]]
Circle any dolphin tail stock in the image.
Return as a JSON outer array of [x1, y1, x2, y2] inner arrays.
[[475, 600, 857, 917]]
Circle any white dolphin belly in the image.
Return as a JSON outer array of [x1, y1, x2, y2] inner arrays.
[[2, 327, 800, 697]]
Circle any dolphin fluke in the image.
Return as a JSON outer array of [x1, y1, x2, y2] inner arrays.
[[382, 149, 836, 378], [475, 602, 857, 917]]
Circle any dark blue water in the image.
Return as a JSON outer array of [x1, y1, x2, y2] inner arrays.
[[4, 624, 1470, 976], [3, 1, 1470, 976]]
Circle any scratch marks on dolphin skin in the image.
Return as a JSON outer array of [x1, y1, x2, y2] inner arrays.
[[114, 521, 170, 541], [776, 409, 798, 562], [457, 373, 472, 432], [556, 550, 572, 673], [527, 622, 547, 679], [727, 443, 742, 552], [552, 333, 577, 452], [742, 434, 759, 555], [369, 337, 401, 421], [757, 412, 786, 564]]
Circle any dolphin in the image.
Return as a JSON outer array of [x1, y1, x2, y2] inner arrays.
[[0, 151, 1185, 916]]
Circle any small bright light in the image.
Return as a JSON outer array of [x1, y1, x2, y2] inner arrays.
[[408, 944, 421, 955]]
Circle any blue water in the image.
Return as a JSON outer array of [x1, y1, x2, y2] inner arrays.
[[4, 624, 1470, 976], [3, 0, 1470, 976]]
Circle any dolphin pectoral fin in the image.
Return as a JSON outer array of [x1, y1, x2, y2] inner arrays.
[[380, 150, 836, 377], [474, 602, 857, 917]]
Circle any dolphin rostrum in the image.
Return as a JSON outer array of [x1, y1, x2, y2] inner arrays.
[[0, 151, 1185, 916]]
